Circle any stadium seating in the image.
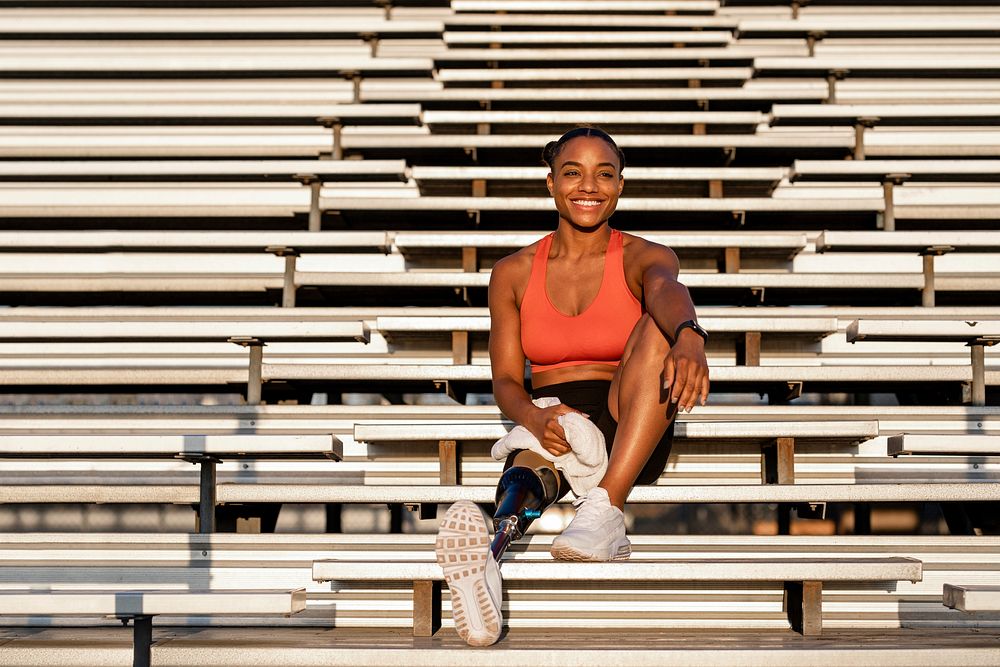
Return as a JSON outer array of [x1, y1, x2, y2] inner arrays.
[[1, 0, 1000, 661]]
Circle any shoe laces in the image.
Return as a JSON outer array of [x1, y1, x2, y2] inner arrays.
[[569, 491, 613, 530]]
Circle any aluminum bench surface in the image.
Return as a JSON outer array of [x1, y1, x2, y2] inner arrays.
[[313, 557, 922, 583], [0, 589, 307, 616], [817, 231, 1000, 253], [792, 159, 1000, 182], [943, 584, 1000, 612], [888, 434, 1000, 456], [0, 320, 368, 343], [0, 231, 390, 252], [0, 159, 407, 181], [0, 434, 341, 458], [3, 483, 997, 505], [847, 320, 1000, 343]]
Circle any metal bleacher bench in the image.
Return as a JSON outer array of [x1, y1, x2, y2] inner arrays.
[[770, 103, 1000, 160], [375, 310, 832, 364], [0, 433, 342, 533], [888, 434, 1000, 456], [816, 231, 1000, 305], [0, 589, 306, 667], [944, 584, 1000, 613], [0, 317, 368, 405], [0, 103, 421, 161], [847, 319, 1000, 406], [354, 419, 877, 485], [312, 557, 922, 637], [794, 160, 1000, 232], [0, 159, 406, 231]]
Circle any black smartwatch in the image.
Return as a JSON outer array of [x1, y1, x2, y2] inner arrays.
[[674, 319, 708, 343]]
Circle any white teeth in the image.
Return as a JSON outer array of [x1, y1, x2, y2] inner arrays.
[[573, 200, 601, 207]]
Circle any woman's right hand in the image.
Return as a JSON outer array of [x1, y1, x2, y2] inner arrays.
[[525, 404, 588, 457]]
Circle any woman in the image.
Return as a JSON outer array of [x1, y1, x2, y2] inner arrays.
[[435, 126, 710, 647]]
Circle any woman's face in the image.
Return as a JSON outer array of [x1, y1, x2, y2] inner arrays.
[[546, 135, 624, 230]]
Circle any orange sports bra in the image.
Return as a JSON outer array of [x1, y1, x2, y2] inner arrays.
[[520, 229, 643, 374]]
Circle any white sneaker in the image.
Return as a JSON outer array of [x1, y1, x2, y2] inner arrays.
[[434, 500, 503, 646], [550, 487, 631, 562]]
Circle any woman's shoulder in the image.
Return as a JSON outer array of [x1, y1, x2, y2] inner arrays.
[[619, 231, 679, 271], [493, 239, 540, 276], [490, 240, 541, 292]]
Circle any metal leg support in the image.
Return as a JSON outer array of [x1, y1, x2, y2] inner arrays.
[[784, 581, 823, 636], [132, 615, 153, 667], [971, 343, 987, 407], [198, 458, 219, 534]]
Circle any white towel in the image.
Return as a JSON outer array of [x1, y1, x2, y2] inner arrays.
[[490, 397, 608, 496]]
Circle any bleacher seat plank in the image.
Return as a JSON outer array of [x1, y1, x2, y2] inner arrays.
[[367, 86, 825, 105], [408, 165, 787, 185], [313, 557, 921, 583], [0, 15, 444, 36], [847, 320, 1000, 344], [757, 56, 1000, 76], [422, 110, 766, 129], [444, 14, 737, 29], [817, 231, 1000, 253], [442, 30, 733, 45], [374, 314, 836, 336], [0, 55, 435, 76], [792, 159, 1000, 183], [740, 17, 1000, 37], [0, 103, 421, 124], [0, 588, 305, 667], [0, 230, 390, 252], [943, 584, 1000, 612], [319, 194, 883, 215], [0, 434, 341, 458], [0, 589, 306, 616], [435, 66, 752, 82], [450, 1, 720, 13], [0, 321, 369, 343], [354, 420, 877, 444], [0, 159, 407, 182], [425, 45, 811, 62], [772, 104, 1000, 126], [3, 483, 999, 506], [888, 435, 1000, 456], [313, 557, 920, 636]]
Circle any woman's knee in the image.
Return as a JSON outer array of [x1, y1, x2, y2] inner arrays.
[[622, 314, 671, 365]]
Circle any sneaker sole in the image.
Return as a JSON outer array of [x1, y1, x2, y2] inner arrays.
[[434, 500, 502, 647], [550, 540, 631, 562]]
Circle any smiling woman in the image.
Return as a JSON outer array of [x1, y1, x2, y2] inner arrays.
[[434, 126, 711, 647]]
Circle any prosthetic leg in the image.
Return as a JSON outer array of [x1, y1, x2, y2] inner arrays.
[[490, 464, 559, 560]]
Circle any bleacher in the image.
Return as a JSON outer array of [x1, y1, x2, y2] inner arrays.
[[1, 0, 1000, 663]]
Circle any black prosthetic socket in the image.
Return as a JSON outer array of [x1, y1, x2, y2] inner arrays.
[[490, 465, 559, 560]]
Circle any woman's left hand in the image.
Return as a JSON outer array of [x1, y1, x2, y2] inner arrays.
[[663, 330, 710, 413]]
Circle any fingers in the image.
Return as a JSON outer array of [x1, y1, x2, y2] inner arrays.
[[667, 355, 710, 413]]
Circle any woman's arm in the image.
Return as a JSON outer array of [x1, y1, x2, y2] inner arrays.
[[634, 242, 710, 412], [488, 254, 580, 454]]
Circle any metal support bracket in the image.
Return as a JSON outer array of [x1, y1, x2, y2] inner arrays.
[[267, 246, 301, 306], [439, 439, 461, 485], [294, 173, 323, 232], [853, 116, 879, 161], [412, 580, 442, 637], [880, 172, 910, 232], [825, 68, 847, 104], [969, 338, 999, 406], [229, 337, 266, 405], [919, 244, 954, 308], [179, 454, 224, 534], [784, 581, 823, 635], [125, 614, 154, 667], [318, 116, 344, 160]]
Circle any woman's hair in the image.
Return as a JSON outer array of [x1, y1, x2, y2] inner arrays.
[[541, 125, 626, 175]]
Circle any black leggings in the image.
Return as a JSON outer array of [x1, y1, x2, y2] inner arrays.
[[503, 379, 675, 498]]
